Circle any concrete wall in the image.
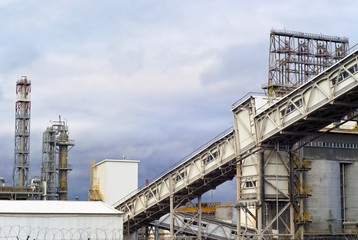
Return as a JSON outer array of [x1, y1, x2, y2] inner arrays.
[[0, 201, 123, 239], [343, 161, 358, 222], [0, 214, 123, 239], [305, 159, 341, 230]]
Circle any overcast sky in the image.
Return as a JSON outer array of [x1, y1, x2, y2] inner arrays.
[[0, 0, 357, 202]]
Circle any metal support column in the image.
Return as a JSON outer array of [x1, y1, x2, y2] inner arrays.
[[169, 174, 174, 240], [198, 195, 202, 239], [257, 149, 264, 239], [236, 161, 242, 239], [289, 151, 295, 240], [154, 220, 159, 240]]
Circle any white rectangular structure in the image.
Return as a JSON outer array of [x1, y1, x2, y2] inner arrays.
[[0, 200, 123, 239], [94, 159, 139, 206]]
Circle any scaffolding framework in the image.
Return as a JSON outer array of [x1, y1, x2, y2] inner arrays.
[[41, 116, 74, 200], [264, 29, 349, 97], [12, 76, 31, 187]]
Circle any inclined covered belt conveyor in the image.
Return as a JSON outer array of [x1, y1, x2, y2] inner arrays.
[[115, 49, 358, 237]]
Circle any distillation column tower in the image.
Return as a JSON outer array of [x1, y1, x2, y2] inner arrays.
[[41, 116, 74, 200], [12, 76, 31, 187], [57, 117, 74, 200]]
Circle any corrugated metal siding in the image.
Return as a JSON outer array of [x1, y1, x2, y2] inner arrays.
[[303, 133, 358, 161]]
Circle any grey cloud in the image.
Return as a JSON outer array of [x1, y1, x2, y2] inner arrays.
[[200, 43, 268, 87], [0, 0, 357, 204]]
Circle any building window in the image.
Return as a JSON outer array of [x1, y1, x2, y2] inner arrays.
[[245, 181, 257, 188], [281, 98, 303, 117], [203, 150, 219, 165], [175, 171, 187, 182], [332, 64, 357, 85]]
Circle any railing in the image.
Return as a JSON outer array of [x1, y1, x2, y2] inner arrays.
[[295, 185, 312, 196], [270, 29, 349, 42], [295, 211, 312, 223], [56, 164, 73, 170], [348, 42, 358, 54], [336, 228, 358, 233], [231, 92, 266, 109], [305, 228, 331, 233], [294, 157, 312, 170]]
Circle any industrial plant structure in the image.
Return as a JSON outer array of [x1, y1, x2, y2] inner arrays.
[[263, 29, 349, 97], [112, 30, 358, 240], [13, 76, 31, 188], [40, 116, 75, 200], [0, 77, 75, 200], [1, 29, 358, 240]]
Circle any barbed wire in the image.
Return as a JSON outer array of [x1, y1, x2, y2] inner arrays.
[[0, 225, 122, 240]]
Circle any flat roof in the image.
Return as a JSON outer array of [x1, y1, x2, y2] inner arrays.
[[94, 159, 140, 167], [0, 200, 122, 215]]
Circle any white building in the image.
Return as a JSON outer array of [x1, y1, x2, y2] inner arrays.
[[0, 200, 123, 240], [93, 159, 139, 206]]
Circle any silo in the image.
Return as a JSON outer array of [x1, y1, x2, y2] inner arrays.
[[343, 161, 358, 222], [305, 159, 341, 230]]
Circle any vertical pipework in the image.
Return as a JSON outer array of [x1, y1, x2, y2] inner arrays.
[[41, 116, 74, 200], [56, 117, 74, 200], [13, 76, 31, 187], [58, 125, 69, 200]]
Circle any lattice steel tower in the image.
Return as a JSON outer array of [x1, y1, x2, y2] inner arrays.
[[12, 76, 31, 187], [263, 29, 349, 97], [41, 125, 57, 199], [41, 116, 74, 200]]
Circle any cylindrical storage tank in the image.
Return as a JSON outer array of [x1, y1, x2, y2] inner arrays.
[[343, 161, 358, 222], [305, 159, 341, 230]]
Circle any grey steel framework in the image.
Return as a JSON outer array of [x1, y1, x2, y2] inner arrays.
[[12, 76, 31, 187], [115, 128, 237, 237], [150, 211, 240, 239], [264, 29, 349, 97], [41, 116, 74, 200], [234, 48, 358, 239], [41, 126, 57, 199], [116, 48, 358, 239]]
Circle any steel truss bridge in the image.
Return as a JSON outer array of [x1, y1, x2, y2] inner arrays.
[[115, 49, 358, 239]]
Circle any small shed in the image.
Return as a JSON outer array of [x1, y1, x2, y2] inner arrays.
[[0, 200, 123, 239]]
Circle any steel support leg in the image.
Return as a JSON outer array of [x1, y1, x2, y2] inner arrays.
[[170, 194, 174, 240], [198, 195, 202, 239], [236, 162, 242, 239]]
